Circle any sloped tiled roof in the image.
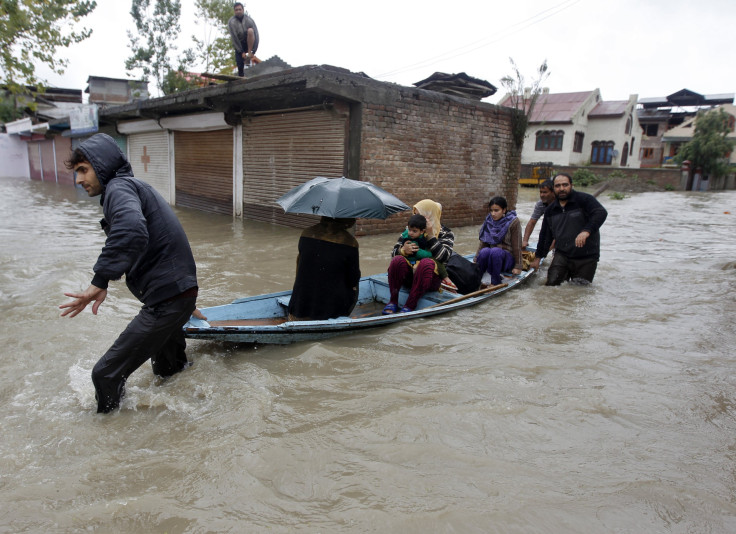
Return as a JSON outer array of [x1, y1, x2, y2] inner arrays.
[[589, 100, 628, 117], [499, 91, 594, 123]]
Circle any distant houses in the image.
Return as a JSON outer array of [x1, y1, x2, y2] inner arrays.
[[498, 89, 641, 169]]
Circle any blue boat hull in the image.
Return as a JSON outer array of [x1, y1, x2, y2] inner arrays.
[[184, 254, 538, 344]]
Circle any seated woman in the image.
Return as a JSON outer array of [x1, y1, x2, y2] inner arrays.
[[288, 217, 361, 321], [475, 196, 522, 286], [383, 199, 455, 314]]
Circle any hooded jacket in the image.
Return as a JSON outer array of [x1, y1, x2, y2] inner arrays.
[[78, 134, 197, 306]]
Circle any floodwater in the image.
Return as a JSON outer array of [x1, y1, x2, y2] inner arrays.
[[1, 176, 735, 533]]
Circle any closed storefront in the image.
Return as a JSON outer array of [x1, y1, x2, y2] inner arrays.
[[28, 142, 42, 181], [40, 140, 56, 182], [174, 129, 233, 215], [128, 131, 170, 201], [54, 137, 74, 185], [242, 108, 348, 226]]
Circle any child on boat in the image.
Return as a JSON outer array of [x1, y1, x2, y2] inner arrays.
[[475, 196, 523, 286], [396, 214, 451, 284]]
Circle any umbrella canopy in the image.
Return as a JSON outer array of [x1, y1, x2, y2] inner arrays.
[[276, 176, 410, 219]]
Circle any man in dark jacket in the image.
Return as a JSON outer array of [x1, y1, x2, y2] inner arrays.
[[60, 134, 199, 413], [228, 2, 259, 76], [529, 173, 608, 285]]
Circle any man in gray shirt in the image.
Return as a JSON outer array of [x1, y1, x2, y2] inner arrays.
[[523, 179, 555, 248], [228, 2, 259, 76]]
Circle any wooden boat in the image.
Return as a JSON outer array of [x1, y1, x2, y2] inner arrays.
[[184, 253, 539, 344]]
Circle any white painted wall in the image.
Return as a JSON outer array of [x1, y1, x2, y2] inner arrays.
[[0, 134, 30, 178]]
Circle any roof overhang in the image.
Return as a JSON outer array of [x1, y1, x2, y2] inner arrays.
[[99, 64, 500, 124]]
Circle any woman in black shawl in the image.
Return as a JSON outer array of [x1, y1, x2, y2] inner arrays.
[[288, 217, 361, 321]]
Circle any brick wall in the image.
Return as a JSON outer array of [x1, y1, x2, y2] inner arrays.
[[521, 164, 682, 190], [355, 89, 520, 235]]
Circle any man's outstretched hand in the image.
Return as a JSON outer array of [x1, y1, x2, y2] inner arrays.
[[60, 285, 107, 318]]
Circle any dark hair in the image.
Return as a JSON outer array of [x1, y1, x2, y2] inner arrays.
[[234, 2, 244, 8], [553, 173, 573, 185], [64, 148, 88, 170], [487, 196, 507, 210], [540, 179, 554, 190], [407, 214, 427, 230]]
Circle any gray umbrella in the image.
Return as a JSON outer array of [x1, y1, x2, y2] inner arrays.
[[276, 176, 410, 219]]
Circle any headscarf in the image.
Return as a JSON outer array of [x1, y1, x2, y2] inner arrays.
[[479, 210, 517, 245], [412, 199, 442, 239], [301, 217, 358, 247]]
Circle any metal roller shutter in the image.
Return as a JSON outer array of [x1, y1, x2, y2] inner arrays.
[[28, 143, 42, 181], [175, 129, 233, 215], [41, 140, 56, 182], [243, 109, 348, 226], [128, 131, 170, 200], [54, 137, 74, 185]]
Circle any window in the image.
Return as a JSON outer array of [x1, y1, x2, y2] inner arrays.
[[642, 148, 654, 159], [630, 137, 635, 155], [625, 117, 632, 135], [591, 141, 615, 164], [535, 130, 564, 151], [645, 124, 658, 137], [573, 131, 585, 153]]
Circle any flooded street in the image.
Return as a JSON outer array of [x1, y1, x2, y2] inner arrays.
[[1, 176, 735, 533]]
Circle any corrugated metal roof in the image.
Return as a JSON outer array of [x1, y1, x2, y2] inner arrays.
[[499, 91, 594, 123], [589, 100, 628, 117]]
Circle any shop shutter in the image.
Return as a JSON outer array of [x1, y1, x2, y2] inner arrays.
[[243, 109, 348, 226], [28, 143, 42, 180], [128, 131, 170, 200], [41, 140, 56, 182], [174, 129, 233, 215], [54, 137, 74, 185]]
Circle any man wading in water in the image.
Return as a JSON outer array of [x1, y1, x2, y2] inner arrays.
[[60, 134, 200, 413]]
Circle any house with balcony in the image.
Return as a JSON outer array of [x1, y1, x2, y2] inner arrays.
[[498, 89, 641, 169], [637, 89, 734, 167]]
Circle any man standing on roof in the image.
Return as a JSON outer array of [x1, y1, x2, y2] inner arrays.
[[228, 2, 259, 77], [60, 133, 200, 413], [529, 173, 607, 285]]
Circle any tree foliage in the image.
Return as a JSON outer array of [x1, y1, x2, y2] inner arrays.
[[125, 0, 184, 95], [675, 108, 736, 178], [499, 58, 550, 148], [190, 0, 236, 75], [0, 0, 97, 92]]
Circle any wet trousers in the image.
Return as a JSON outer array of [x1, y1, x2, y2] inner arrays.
[[387, 256, 441, 310], [91, 295, 197, 413], [546, 252, 598, 286], [476, 247, 514, 285]]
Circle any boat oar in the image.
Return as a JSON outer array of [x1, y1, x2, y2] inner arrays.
[[425, 283, 507, 309]]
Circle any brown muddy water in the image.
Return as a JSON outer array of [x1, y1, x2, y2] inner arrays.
[[1, 176, 735, 533]]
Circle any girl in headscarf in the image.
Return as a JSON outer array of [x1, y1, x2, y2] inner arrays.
[[383, 199, 455, 314], [475, 196, 522, 286]]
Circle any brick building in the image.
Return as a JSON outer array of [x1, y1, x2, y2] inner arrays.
[[99, 64, 520, 234]]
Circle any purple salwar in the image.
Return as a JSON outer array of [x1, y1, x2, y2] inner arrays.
[[476, 247, 514, 285], [387, 256, 442, 311]]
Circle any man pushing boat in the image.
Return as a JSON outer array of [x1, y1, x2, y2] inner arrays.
[[59, 134, 200, 413]]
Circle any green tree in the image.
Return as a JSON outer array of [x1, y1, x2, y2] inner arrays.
[[190, 0, 236, 75], [676, 108, 736, 178], [125, 0, 185, 95], [0, 0, 97, 93], [499, 58, 550, 148]]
